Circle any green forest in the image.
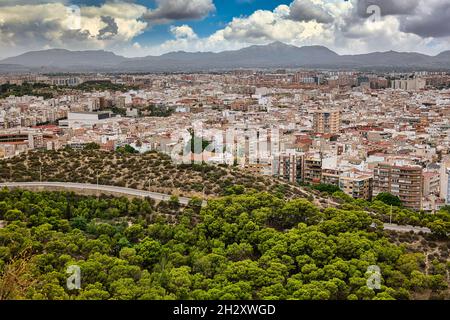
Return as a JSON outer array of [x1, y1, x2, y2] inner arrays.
[[0, 188, 449, 300], [0, 83, 54, 99]]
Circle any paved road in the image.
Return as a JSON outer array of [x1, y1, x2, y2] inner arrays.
[[0, 182, 193, 205], [382, 223, 431, 234]]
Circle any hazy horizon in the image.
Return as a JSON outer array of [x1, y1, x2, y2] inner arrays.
[[1, 1, 450, 60]]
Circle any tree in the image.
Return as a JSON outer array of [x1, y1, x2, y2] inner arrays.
[[168, 195, 180, 210], [167, 266, 192, 299], [188, 197, 203, 213], [4, 209, 25, 222], [116, 145, 139, 154], [78, 283, 110, 300], [428, 220, 449, 239], [110, 278, 139, 300], [375, 193, 402, 207], [70, 216, 88, 231], [312, 184, 341, 194], [269, 199, 322, 229], [225, 185, 245, 195], [84, 143, 100, 150], [124, 224, 144, 243], [0, 188, 445, 301], [135, 238, 162, 267]]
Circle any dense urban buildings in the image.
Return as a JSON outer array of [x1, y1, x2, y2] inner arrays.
[[1, 71, 450, 212]]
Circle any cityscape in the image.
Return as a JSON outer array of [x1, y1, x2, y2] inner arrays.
[[0, 0, 449, 305]]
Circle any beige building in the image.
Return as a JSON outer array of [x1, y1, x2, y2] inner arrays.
[[339, 172, 373, 201], [373, 162, 423, 211], [321, 168, 341, 186], [302, 154, 322, 185], [313, 110, 341, 134], [391, 78, 426, 91], [440, 157, 450, 203], [422, 171, 440, 197]]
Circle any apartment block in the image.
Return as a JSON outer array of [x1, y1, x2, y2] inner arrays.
[[313, 110, 341, 134], [339, 172, 373, 201], [446, 169, 450, 205], [302, 154, 322, 185], [391, 78, 426, 91], [273, 152, 303, 183], [373, 162, 423, 210], [422, 171, 440, 197], [321, 168, 341, 186], [440, 157, 450, 203]]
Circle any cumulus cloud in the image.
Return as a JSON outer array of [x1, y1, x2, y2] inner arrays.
[[144, 0, 215, 24], [0, 0, 68, 5], [398, 0, 450, 38], [0, 1, 148, 57], [354, 0, 450, 38], [1, 0, 450, 59], [289, 0, 334, 24], [355, 0, 420, 17], [170, 25, 198, 39], [128, 0, 449, 57]]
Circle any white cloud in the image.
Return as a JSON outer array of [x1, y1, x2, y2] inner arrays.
[[170, 25, 198, 39], [0, 1, 148, 58], [144, 0, 215, 24], [289, 0, 334, 24], [1, 0, 450, 59], [129, 0, 449, 57]]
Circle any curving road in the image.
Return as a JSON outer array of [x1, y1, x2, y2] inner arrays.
[[382, 223, 431, 234], [0, 181, 193, 205]]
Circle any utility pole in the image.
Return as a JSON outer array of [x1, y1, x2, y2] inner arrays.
[[39, 166, 42, 182]]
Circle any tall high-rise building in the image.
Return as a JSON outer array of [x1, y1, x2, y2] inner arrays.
[[446, 169, 450, 204], [313, 110, 341, 134], [273, 152, 303, 183], [391, 78, 426, 91], [440, 157, 450, 203], [373, 162, 423, 211], [302, 154, 322, 185]]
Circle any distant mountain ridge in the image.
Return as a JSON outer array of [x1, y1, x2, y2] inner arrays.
[[1, 42, 449, 73]]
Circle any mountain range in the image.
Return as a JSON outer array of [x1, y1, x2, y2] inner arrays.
[[1, 42, 449, 73]]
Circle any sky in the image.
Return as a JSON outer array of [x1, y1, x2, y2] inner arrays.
[[0, 0, 450, 59]]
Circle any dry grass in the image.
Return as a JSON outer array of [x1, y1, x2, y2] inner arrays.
[[0, 149, 313, 200]]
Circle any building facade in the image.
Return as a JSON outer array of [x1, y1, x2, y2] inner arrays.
[[339, 172, 373, 201], [373, 162, 423, 210], [313, 110, 341, 134]]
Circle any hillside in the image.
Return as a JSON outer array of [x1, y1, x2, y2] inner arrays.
[[2, 42, 450, 72], [0, 189, 449, 300], [0, 149, 312, 200], [1, 148, 449, 231]]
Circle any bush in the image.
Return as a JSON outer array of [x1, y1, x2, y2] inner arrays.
[[375, 193, 402, 207]]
